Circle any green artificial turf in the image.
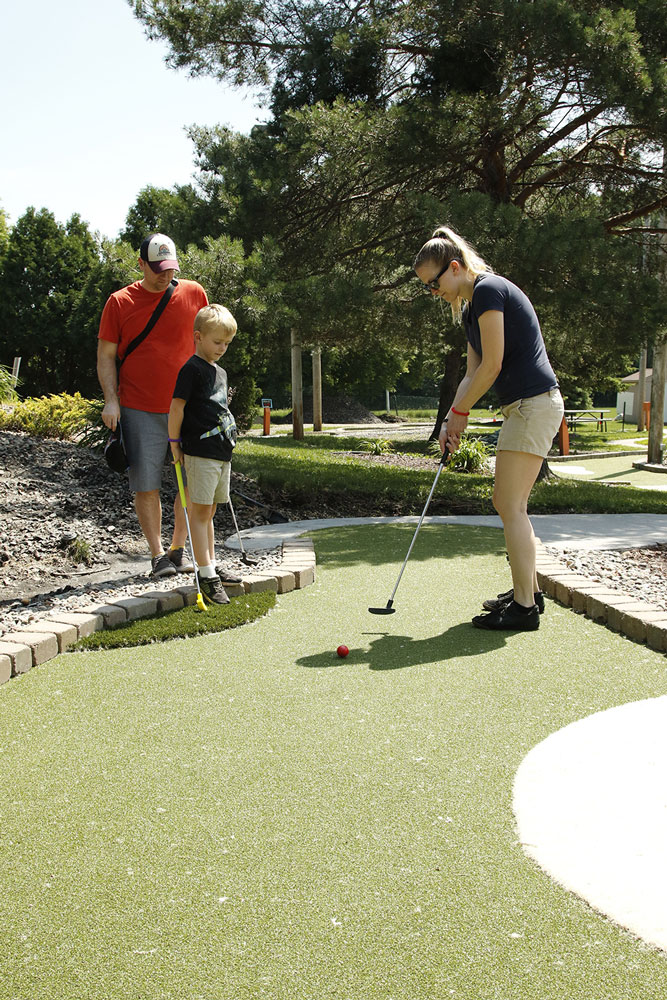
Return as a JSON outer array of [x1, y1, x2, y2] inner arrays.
[[73, 591, 276, 650], [1, 523, 667, 999]]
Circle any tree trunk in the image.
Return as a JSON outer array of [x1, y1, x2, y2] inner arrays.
[[429, 347, 464, 441]]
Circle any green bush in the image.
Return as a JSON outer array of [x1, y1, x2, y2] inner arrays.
[[0, 365, 19, 404], [427, 436, 491, 473], [0, 392, 102, 440], [447, 436, 491, 474], [360, 438, 395, 455]]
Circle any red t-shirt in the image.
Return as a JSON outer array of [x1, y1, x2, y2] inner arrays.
[[98, 279, 208, 412]]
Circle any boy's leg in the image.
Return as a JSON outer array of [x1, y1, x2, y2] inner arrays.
[[190, 502, 216, 569], [207, 503, 217, 566]]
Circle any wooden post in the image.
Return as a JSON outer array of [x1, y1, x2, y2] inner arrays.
[[637, 345, 647, 429], [263, 405, 271, 435], [312, 347, 322, 432], [558, 415, 569, 456], [648, 337, 666, 463], [291, 328, 304, 441]]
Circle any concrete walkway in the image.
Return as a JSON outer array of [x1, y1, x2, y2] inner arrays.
[[228, 512, 667, 552]]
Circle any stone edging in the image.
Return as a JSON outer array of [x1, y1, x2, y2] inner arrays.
[[535, 540, 667, 654], [0, 539, 316, 683]]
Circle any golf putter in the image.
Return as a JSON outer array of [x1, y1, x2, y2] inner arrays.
[[369, 450, 450, 615], [227, 496, 260, 566], [174, 461, 207, 613]]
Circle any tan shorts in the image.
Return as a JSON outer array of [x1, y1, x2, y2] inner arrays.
[[184, 455, 231, 505], [497, 388, 564, 458]]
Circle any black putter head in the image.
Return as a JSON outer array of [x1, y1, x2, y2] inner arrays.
[[368, 602, 396, 615]]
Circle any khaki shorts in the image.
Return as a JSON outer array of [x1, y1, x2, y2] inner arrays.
[[184, 455, 231, 505], [497, 388, 564, 458]]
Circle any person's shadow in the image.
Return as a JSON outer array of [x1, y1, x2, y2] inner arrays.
[[296, 623, 507, 671]]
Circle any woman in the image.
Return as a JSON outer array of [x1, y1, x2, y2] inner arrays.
[[414, 226, 564, 631]]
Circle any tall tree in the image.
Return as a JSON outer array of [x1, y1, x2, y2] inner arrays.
[[0, 209, 105, 397], [132, 0, 667, 411]]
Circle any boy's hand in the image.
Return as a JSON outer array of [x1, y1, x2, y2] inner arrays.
[[171, 444, 184, 465]]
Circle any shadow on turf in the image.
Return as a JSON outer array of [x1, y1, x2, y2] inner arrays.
[[296, 623, 507, 671]]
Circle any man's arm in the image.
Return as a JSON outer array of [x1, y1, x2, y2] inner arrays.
[[97, 339, 120, 431]]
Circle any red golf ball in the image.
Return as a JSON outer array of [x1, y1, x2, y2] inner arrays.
[[337, 644, 349, 658]]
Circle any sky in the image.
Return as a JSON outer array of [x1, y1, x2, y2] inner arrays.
[[2, 0, 264, 241]]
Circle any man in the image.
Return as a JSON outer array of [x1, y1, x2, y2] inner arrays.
[[97, 233, 208, 577]]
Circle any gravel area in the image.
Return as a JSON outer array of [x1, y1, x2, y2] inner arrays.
[[0, 547, 283, 637], [546, 544, 667, 611]]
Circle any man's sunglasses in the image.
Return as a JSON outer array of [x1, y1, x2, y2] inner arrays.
[[422, 259, 460, 292]]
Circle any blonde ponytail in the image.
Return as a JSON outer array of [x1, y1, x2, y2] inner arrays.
[[414, 226, 492, 323]]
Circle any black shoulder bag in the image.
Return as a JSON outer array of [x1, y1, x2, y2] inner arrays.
[[104, 280, 178, 473]]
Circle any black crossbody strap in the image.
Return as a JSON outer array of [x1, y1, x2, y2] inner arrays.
[[118, 279, 178, 368]]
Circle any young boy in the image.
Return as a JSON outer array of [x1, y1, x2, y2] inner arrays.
[[168, 304, 240, 605]]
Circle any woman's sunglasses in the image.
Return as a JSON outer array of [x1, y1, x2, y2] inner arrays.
[[422, 259, 460, 292]]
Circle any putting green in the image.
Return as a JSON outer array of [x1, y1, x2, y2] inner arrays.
[[1, 523, 666, 1000]]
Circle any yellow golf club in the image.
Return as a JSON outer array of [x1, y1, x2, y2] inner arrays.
[[174, 461, 207, 613]]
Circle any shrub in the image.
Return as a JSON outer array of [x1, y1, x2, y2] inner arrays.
[[0, 392, 102, 440], [427, 436, 491, 473], [0, 364, 19, 404], [360, 438, 395, 455]]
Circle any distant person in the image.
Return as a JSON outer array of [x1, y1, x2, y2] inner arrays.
[[414, 226, 564, 631], [168, 304, 240, 605], [97, 233, 208, 577]]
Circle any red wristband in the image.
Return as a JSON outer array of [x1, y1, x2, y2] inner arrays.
[[451, 407, 470, 417]]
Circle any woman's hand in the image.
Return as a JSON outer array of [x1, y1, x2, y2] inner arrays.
[[442, 410, 468, 453], [171, 444, 184, 465]]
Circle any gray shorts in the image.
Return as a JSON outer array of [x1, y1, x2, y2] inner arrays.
[[120, 407, 170, 493], [184, 454, 231, 505], [497, 388, 564, 458]]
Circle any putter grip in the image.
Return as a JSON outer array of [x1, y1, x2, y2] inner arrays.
[[174, 461, 187, 508]]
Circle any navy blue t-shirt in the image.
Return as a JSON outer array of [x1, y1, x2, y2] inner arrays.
[[463, 273, 558, 406], [173, 355, 235, 461]]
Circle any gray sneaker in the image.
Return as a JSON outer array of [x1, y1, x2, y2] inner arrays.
[[200, 576, 230, 605], [216, 565, 244, 585], [151, 552, 177, 578], [168, 546, 194, 573]]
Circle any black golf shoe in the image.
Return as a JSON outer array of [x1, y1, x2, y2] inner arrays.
[[482, 588, 545, 614], [472, 600, 540, 631]]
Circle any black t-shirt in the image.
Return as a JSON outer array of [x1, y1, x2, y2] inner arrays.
[[173, 355, 235, 461], [463, 273, 558, 405]]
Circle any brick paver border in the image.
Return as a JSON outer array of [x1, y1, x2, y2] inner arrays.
[[0, 539, 317, 682]]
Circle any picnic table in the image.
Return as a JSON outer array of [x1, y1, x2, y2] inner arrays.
[[563, 409, 608, 432]]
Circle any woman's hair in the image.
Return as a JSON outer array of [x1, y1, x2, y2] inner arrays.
[[413, 226, 492, 323]]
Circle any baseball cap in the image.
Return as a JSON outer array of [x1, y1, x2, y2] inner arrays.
[[139, 233, 180, 273]]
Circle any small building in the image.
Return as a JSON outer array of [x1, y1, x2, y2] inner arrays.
[[616, 369, 667, 423]]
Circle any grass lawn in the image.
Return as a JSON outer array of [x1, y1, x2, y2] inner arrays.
[[1, 523, 667, 999], [233, 435, 667, 515]]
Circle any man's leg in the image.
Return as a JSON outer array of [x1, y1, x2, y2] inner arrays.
[[134, 490, 164, 558], [492, 450, 544, 608]]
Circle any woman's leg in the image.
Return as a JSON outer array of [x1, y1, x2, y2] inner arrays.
[[492, 450, 544, 607]]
